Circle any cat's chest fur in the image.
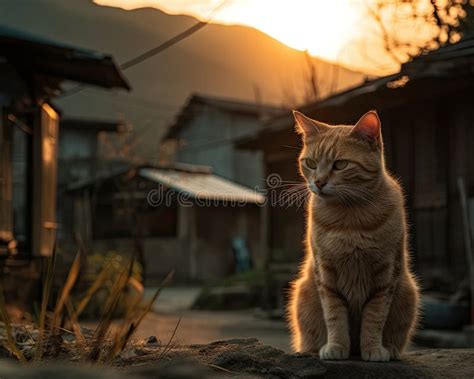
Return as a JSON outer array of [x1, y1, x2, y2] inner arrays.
[[315, 229, 391, 309]]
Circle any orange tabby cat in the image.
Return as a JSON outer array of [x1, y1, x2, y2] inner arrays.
[[288, 110, 419, 362]]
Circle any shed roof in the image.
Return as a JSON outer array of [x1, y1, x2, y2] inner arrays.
[[164, 93, 287, 140], [0, 24, 130, 90], [69, 164, 265, 204], [140, 168, 264, 204], [404, 36, 474, 67], [236, 74, 401, 149]]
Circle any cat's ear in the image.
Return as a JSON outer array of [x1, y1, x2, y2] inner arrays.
[[351, 110, 381, 146], [293, 110, 328, 138]]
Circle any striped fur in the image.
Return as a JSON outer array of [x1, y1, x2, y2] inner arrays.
[[288, 111, 420, 362]]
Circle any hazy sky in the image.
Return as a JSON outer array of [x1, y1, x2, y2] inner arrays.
[[93, 0, 383, 72]]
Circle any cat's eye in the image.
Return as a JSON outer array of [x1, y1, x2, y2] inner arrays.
[[333, 160, 348, 170], [304, 158, 317, 169]]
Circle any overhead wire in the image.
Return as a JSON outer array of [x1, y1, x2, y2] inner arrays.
[[59, 0, 230, 98]]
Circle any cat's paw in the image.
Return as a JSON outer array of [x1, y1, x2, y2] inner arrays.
[[387, 345, 401, 360], [319, 343, 350, 360], [361, 345, 390, 362]]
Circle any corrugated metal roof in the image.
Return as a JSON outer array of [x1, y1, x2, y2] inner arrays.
[[139, 168, 264, 204]]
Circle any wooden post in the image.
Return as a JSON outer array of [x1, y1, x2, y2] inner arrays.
[[260, 200, 269, 269], [189, 205, 198, 280], [32, 103, 59, 257], [0, 108, 14, 245], [457, 177, 474, 325], [178, 204, 197, 280], [260, 171, 271, 309]]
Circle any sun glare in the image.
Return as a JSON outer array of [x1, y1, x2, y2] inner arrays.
[[253, 1, 361, 60], [94, 0, 364, 63]]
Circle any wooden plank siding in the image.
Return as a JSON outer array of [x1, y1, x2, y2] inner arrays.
[[0, 108, 14, 243], [266, 158, 306, 264], [447, 96, 474, 279], [378, 94, 473, 283], [379, 100, 460, 281], [413, 103, 447, 272]]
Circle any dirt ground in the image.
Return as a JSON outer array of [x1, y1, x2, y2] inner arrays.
[[72, 287, 474, 377], [124, 339, 474, 378], [3, 338, 473, 378], [83, 286, 291, 351], [130, 309, 291, 351], [121, 286, 291, 351]]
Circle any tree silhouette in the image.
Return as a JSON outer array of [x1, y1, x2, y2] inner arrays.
[[368, 0, 474, 65]]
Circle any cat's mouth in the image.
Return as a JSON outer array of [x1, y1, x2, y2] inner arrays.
[[309, 185, 333, 197], [315, 190, 332, 198]]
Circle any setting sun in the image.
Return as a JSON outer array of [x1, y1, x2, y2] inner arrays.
[[94, 0, 365, 64]]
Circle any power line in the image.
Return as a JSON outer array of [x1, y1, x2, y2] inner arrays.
[[59, 0, 230, 98], [122, 0, 229, 70], [122, 23, 205, 70]]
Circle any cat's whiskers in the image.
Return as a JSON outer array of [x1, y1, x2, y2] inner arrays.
[[279, 185, 308, 208], [278, 183, 307, 197], [271, 183, 306, 190], [295, 189, 310, 211]]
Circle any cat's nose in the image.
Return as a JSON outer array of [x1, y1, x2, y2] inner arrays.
[[314, 179, 327, 190]]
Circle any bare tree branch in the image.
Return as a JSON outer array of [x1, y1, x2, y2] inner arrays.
[[365, 0, 473, 68]]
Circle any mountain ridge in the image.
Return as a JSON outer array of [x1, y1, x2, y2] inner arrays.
[[0, 0, 366, 158]]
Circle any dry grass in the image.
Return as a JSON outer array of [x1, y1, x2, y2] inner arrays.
[[0, 286, 27, 363], [34, 244, 57, 360], [0, 250, 174, 365]]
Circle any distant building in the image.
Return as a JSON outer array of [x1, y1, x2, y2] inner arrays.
[[69, 164, 265, 284], [238, 37, 474, 300], [162, 94, 286, 189], [0, 25, 129, 295], [57, 118, 130, 245]]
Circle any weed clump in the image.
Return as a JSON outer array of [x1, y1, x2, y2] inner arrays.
[[0, 248, 173, 364]]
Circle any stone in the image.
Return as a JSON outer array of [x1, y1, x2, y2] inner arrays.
[[145, 335, 159, 346]]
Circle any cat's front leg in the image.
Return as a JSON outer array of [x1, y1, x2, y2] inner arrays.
[[318, 283, 350, 360], [360, 286, 394, 362]]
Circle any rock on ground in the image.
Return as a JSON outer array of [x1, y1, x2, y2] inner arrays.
[[1, 338, 474, 378]]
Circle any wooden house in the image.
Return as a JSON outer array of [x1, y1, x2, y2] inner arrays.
[[57, 117, 130, 246], [162, 94, 285, 189], [68, 164, 265, 284], [238, 37, 474, 294], [0, 24, 129, 292]]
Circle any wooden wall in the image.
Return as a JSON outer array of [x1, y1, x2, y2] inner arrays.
[[379, 92, 473, 289], [266, 157, 306, 264]]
